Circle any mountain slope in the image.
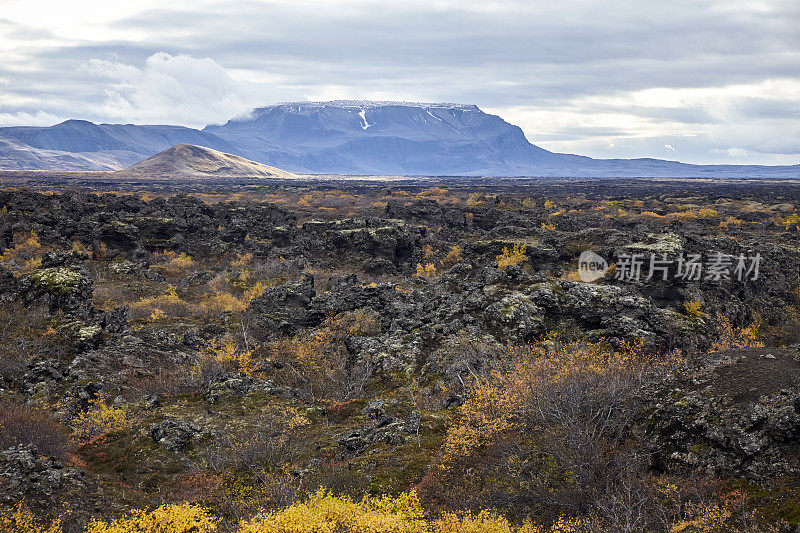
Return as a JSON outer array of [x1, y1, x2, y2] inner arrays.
[[113, 144, 299, 179], [203, 101, 561, 175], [0, 137, 132, 171], [0, 120, 235, 171]]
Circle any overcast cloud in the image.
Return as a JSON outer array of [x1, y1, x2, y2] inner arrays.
[[0, 0, 798, 164]]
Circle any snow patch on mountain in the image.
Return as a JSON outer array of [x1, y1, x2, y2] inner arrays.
[[358, 109, 371, 130]]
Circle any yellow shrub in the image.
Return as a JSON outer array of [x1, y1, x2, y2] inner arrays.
[[425, 263, 437, 277], [438, 339, 668, 471], [466, 193, 485, 207], [544, 200, 556, 210], [71, 396, 134, 444], [496, 244, 527, 268], [418, 187, 449, 198], [130, 285, 191, 321], [86, 503, 217, 533], [154, 251, 196, 276], [433, 511, 514, 533], [208, 338, 256, 375], [670, 489, 744, 532], [238, 489, 427, 533], [201, 291, 247, 314], [201, 282, 265, 316], [416, 262, 437, 278], [231, 252, 254, 268], [719, 216, 743, 229], [0, 502, 62, 533], [523, 515, 598, 533], [683, 300, 704, 320]]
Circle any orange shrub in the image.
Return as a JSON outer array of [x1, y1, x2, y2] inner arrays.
[[442, 245, 463, 265], [130, 285, 193, 321], [0, 231, 45, 273], [709, 314, 763, 351], [153, 250, 196, 277]]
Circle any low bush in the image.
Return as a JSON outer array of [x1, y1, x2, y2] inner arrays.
[[70, 396, 135, 445], [496, 244, 527, 268], [86, 503, 217, 533], [0, 402, 70, 458], [0, 231, 46, 273], [424, 339, 684, 529], [710, 314, 763, 352]]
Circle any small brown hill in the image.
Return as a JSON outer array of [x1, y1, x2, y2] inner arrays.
[[114, 144, 298, 179]]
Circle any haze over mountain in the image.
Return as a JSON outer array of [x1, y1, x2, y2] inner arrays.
[[0, 102, 797, 177], [114, 144, 298, 180]]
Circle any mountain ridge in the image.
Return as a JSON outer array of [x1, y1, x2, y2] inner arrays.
[[1, 101, 797, 177]]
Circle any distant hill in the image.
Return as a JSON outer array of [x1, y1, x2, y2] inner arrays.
[[0, 120, 234, 170], [113, 144, 299, 179], [0, 137, 128, 171], [0, 102, 797, 177]]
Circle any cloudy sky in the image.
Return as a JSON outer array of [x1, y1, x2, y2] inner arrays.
[[1, 0, 798, 164]]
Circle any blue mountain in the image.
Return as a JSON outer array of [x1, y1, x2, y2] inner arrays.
[[0, 120, 234, 170], [0, 102, 797, 177], [203, 101, 562, 175]]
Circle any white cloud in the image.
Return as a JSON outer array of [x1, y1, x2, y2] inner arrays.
[[491, 78, 800, 164], [711, 147, 751, 158], [83, 52, 290, 128], [0, 110, 63, 127]]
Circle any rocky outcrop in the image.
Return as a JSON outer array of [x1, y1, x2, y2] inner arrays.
[[150, 420, 202, 452], [646, 347, 800, 481], [0, 445, 85, 507], [250, 274, 318, 337]]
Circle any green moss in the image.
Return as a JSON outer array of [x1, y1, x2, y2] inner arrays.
[[29, 266, 82, 294], [77, 324, 102, 340], [626, 232, 683, 255]]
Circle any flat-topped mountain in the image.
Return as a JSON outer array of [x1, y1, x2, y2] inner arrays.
[[204, 101, 560, 175], [113, 144, 298, 179]]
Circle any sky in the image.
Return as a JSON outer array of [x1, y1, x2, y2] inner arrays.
[[0, 0, 798, 165]]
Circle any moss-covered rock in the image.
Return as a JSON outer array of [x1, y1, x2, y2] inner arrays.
[[28, 266, 83, 295]]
